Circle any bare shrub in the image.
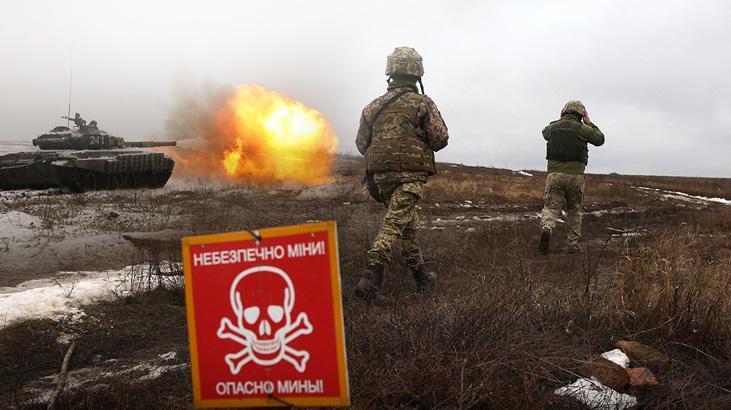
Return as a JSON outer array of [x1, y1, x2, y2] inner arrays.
[[343, 263, 607, 409], [52, 273, 81, 298], [113, 263, 183, 297]]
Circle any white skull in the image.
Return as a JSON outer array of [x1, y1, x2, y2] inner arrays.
[[229, 266, 295, 365]]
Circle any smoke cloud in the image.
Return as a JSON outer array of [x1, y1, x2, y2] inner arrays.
[[163, 82, 338, 185]]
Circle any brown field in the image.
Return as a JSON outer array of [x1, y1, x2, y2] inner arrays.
[[1, 155, 730, 409]]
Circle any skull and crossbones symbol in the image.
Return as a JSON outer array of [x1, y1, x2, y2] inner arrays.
[[216, 265, 313, 374]]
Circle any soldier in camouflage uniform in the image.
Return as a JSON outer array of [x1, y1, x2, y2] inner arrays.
[[539, 100, 605, 254], [354, 47, 449, 300]]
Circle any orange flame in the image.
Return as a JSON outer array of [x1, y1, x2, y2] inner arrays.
[[170, 84, 338, 185]]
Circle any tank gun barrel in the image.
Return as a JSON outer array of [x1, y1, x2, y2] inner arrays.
[[125, 141, 177, 148]]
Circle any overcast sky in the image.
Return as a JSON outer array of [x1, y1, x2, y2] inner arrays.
[[1, 0, 729, 177]]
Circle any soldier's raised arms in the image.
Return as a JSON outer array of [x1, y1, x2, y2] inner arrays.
[[538, 100, 605, 255], [578, 121, 605, 147], [543, 117, 605, 147]]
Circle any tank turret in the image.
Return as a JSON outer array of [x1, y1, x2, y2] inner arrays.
[[31, 113, 177, 150], [1, 113, 177, 192]]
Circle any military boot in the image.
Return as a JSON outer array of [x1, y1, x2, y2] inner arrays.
[[411, 265, 436, 292], [538, 229, 551, 255], [355, 263, 385, 301]]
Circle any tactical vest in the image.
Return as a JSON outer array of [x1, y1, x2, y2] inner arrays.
[[365, 93, 436, 174], [546, 120, 588, 164]]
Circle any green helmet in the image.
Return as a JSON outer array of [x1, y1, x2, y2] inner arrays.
[[385, 47, 424, 77], [562, 100, 587, 116]]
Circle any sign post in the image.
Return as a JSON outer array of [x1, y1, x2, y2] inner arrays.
[[182, 221, 349, 407]]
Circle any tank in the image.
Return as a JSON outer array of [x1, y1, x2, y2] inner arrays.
[[0, 113, 177, 191]]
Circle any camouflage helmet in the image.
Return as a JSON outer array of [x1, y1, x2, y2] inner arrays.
[[385, 47, 424, 77], [561, 100, 587, 116]]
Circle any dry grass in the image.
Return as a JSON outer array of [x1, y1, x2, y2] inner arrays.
[[610, 231, 731, 344], [1, 158, 730, 408], [341, 224, 731, 408]]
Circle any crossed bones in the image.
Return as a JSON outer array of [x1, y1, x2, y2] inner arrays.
[[217, 312, 313, 374]]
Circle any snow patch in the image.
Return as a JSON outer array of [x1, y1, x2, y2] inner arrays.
[[431, 212, 540, 227], [634, 186, 731, 205], [0, 211, 42, 242], [554, 377, 637, 409], [0, 188, 60, 202], [117, 360, 188, 380], [517, 170, 533, 177], [607, 227, 646, 238], [0, 141, 36, 155], [23, 352, 190, 398], [587, 207, 639, 217], [0, 211, 41, 228], [139, 364, 188, 381], [159, 351, 177, 361], [0, 266, 143, 328]]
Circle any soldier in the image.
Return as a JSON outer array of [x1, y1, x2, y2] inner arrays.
[[539, 100, 605, 254], [354, 46, 449, 300], [73, 113, 87, 129]]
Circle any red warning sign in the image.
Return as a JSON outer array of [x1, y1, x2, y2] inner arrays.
[[182, 221, 349, 407]]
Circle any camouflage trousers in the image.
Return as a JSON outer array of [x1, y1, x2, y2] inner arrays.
[[368, 181, 425, 267], [540, 173, 586, 246]]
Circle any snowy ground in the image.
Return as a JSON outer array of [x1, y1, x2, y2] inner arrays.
[[0, 266, 142, 328], [0, 140, 36, 155], [21, 349, 189, 403], [634, 186, 731, 205]]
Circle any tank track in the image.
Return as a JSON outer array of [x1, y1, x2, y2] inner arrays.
[[57, 167, 174, 191], [0, 151, 175, 191]]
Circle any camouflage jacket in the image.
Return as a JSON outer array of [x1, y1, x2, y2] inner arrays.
[[356, 81, 449, 184], [543, 113, 604, 174]]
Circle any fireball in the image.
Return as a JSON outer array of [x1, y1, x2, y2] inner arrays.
[[170, 84, 338, 186]]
